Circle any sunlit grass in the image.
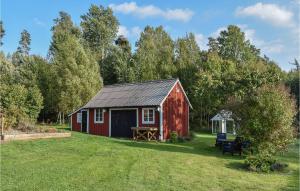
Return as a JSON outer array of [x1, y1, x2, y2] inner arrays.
[[1, 125, 299, 191]]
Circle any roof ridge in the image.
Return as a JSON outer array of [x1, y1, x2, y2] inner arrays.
[[103, 78, 178, 88]]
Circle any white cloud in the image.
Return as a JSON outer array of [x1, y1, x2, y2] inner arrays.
[[195, 33, 208, 50], [33, 18, 46, 27], [109, 2, 194, 22], [117, 25, 142, 38], [117, 25, 129, 37], [236, 3, 295, 27]]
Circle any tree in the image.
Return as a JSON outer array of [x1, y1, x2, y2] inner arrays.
[[229, 85, 296, 171], [80, 4, 119, 61], [102, 36, 135, 84], [174, 33, 201, 94], [12, 30, 32, 66], [0, 21, 5, 46], [286, 59, 300, 131], [17, 30, 31, 56], [134, 26, 175, 81], [208, 25, 260, 64], [50, 12, 102, 116], [0, 53, 43, 128]]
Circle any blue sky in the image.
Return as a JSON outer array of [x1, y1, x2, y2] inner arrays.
[[1, 0, 299, 71]]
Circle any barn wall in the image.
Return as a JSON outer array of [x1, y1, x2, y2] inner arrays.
[[163, 82, 189, 139], [71, 111, 81, 132], [88, 108, 109, 136]]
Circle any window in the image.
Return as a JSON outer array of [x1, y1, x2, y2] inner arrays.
[[142, 108, 155, 124], [94, 108, 104, 123], [77, 113, 82, 123]]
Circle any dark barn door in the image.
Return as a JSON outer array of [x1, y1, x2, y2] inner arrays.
[[81, 110, 87, 133], [111, 110, 137, 138]]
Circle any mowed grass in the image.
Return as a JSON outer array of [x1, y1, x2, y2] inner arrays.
[[1, 126, 299, 191]]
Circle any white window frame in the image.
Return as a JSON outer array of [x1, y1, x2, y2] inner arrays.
[[142, 108, 155, 124], [94, 108, 104, 123], [77, 113, 82, 123]]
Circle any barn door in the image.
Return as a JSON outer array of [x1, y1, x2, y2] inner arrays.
[[111, 110, 137, 138], [81, 110, 88, 133]]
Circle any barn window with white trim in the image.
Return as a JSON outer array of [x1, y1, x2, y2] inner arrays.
[[142, 108, 155, 124], [77, 113, 82, 123], [95, 108, 103, 123]]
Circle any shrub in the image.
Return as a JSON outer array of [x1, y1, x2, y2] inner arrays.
[[245, 154, 276, 173], [170, 131, 178, 143], [230, 85, 296, 160]]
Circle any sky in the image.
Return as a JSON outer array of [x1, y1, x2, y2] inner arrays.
[[1, 0, 299, 71]]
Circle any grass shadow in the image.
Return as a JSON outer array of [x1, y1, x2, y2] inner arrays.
[[225, 161, 248, 171], [111, 135, 245, 160]]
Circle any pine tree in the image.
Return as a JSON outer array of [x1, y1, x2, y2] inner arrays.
[[17, 30, 31, 56]]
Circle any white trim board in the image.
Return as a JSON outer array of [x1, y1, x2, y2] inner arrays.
[[159, 79, 193, 109]]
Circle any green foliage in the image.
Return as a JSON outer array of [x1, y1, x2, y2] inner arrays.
[[50, 12, 102, 113], [209, 25, 260, 64], [17, 29, 31, 56], [174, 33, 201, 94], [245, 154, 276, 173], [80, 4, 119, 60], [135, 26, 176, 81], [286, 60, 299, 130], [0, 84, 43, 128], [232, 85, 296, 156], [170, 131, 178, 143], [0, 52, 43, 128]]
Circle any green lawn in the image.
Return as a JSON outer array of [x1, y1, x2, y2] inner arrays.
[[1, 126, 299, 191]]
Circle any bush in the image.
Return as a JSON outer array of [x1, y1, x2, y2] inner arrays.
[[170, 131, 178, 143], [245, 154, 276, 173], [229, 85, 296, 171]]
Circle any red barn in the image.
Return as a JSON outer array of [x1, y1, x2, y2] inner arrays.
[[69, 79, 192, 140]]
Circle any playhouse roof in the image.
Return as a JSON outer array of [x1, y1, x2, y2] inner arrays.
[[211, 110, 234, 121], [82, 78, 191, 109]]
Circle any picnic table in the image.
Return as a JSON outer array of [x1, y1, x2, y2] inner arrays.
[[131, 127, 158, 141]]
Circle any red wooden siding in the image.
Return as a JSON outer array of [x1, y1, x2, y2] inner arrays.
[[163, 82, 189, 139], [88, 108, 109, 136], [71, 111, 81, 132]]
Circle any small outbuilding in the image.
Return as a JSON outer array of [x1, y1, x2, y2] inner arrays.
[[211, 110, 236, 134], [69, 79, 192, 140]]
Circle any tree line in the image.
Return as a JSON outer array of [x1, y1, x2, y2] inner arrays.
[[0, 5, 298, 131]]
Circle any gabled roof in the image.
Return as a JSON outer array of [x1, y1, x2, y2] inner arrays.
[[82, 78, 191, 109], [211, 110, 234, 121]]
